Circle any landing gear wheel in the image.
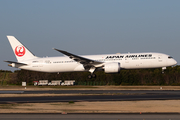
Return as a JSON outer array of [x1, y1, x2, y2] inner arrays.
[[88, 75, 92, 79], [88, 74, 96, 79], [92, 74, 96, 78]]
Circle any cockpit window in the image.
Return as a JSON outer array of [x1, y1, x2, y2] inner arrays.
[[168, 56, 173, 59]]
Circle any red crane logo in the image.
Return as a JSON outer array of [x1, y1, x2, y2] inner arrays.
[[15, 45, 26, 57]]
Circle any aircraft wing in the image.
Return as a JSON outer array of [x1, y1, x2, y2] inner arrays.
[[53, 48, 104, 68]]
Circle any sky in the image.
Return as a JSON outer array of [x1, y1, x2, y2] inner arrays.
[[0, 0, 180, 71]]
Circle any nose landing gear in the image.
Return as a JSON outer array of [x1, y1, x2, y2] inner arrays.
[[162, 67, 166, 74]]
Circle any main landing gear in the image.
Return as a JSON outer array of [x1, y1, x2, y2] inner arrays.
[[88, 74, 96, 79], [88, 67, 96, 79]]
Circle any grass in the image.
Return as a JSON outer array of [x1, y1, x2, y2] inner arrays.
[[69, 101, 74, 104], [0, 104, 18, 109]]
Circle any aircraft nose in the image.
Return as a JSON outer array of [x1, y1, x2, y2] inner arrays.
[[174, 59, 177, 65], [168, 58, 177, 66], [171, 59, 177, 66]]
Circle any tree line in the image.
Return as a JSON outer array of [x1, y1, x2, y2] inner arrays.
[[1, 65, 180, 85]]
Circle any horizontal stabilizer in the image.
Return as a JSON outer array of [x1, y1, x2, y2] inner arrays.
[[4, 61, 27, 65]]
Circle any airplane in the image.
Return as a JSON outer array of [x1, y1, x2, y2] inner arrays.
[[5, 36, 177, 78]]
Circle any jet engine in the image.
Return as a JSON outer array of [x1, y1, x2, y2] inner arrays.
[[8, 63, 16, 67], [103, 62, 121, 73]]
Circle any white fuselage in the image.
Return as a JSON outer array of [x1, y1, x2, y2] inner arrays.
[[16, 52, 177, 73]]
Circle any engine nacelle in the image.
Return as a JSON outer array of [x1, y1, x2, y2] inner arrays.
[[104, 62, 121, 73], [8, 63, 16, 67]]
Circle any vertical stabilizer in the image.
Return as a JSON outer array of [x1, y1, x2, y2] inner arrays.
[[7, 36, 38, 62]]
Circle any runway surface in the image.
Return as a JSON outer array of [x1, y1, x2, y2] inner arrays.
[[1, 90, 180, 94], [0, 113, 180, 120], [0, 90, 180, 103]]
